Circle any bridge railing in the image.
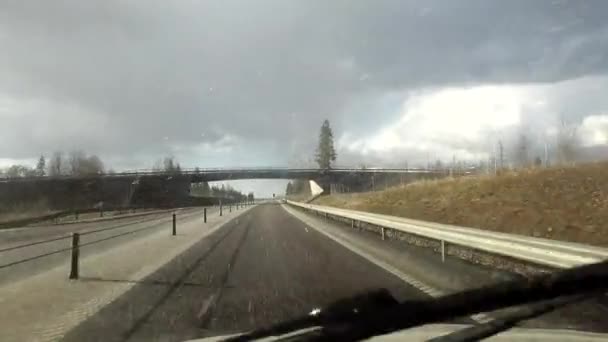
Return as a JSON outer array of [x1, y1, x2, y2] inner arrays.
[[286, 200, 608, 269], [0, 167, 470, 182]]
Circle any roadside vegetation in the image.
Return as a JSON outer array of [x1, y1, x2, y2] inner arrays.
[[285, 119, 335, 200], [0, 199, 57, 224], [314, 162, 608, 247]]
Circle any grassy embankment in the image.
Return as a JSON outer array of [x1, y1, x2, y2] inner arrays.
[[314, 162, 608, 246]]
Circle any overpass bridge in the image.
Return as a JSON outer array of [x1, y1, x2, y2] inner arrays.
[[102, 167, 448, 182], [0, 167, 450, 182], [0, 167, 462, 211]]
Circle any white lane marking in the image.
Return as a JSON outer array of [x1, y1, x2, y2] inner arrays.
[[281, 205, 491, 324], [197, 293, 218, 320]]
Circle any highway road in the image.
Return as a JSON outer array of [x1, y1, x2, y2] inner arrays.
[[62, 203, 444, 341], [5, 203, 606, 341], [0, 207, 210, 286]]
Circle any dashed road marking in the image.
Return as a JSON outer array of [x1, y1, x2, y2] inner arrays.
[[197, 293, 219, 321], [282, 204, 491, 323]]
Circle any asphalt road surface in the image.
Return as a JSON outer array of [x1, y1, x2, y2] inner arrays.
[[59, 203, 608, 342], [62, 204, 437, 342], [0, 207, 208, 285]]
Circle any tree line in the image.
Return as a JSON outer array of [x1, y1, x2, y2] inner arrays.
[[0, 151, 106, 178], [285, 179, 309, 195], [191, 181, 254, 202]]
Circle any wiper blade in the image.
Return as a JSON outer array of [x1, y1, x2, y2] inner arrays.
[[227, 259, 608, 342], [429, 294, 592, 342], [225, 289, 399, 342]]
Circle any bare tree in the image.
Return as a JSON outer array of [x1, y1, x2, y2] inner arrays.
[[556, 119, 579, 165], [498, 140, 505, 170], [151, 159, 163, 171], [434, 159, 443, 171], [67, 151, 104, 175], [48, 151, 64, 176], [5, 165, 31, 178], [68, 150, 86, 175], [83, 155, 105, 175], [513, 133, 530, 168], [160, 156, 183, 174]]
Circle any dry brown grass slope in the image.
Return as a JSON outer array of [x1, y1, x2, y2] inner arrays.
[[314, 162, 608, 246]]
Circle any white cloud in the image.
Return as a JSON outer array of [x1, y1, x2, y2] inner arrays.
[[338, 75, 608, 166], [340, 85, 529, 161], [580, 114, 608, 146]]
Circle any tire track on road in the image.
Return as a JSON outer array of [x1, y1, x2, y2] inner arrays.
[[198, 220, 252, 328], [120, 220, 240, 341]]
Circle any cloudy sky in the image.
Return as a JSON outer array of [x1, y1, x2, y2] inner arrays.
[[1, 1, 608, 194]]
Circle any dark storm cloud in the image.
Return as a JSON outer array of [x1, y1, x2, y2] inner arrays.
[[1, 0, 607, 166]]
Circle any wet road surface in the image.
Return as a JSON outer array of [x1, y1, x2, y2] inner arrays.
[[63, 204, 433, 342]]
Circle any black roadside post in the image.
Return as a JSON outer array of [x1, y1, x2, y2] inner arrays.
[[172, 213, 176, 236], [229, 204, 232, 213], [204, 207, 207, 223], [69, 232, 80, 279], [220, 200, 223, 216]]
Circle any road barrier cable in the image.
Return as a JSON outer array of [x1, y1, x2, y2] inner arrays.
[[0, 235, 71, 254], [0, 208, 211, 272], [0, 213, 169, 254]]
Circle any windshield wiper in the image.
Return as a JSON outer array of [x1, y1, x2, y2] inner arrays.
[[226, 259, 608, 341], [429, 294, 592, 342]]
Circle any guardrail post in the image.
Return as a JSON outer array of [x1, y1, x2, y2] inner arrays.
[[229, 204, 232, 213], [69, 232, 80, 279], [381, 227, 385, 240], [172, 213, 176, 236], [220, 201, 223, 216], [204, 208, 207, 223], [441, 240, 446, 262]]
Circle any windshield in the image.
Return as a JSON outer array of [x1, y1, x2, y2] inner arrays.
[[1, 1, 607, 341]]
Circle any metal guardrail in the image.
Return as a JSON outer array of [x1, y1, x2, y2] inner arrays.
[[286, 201, 608, 269]]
